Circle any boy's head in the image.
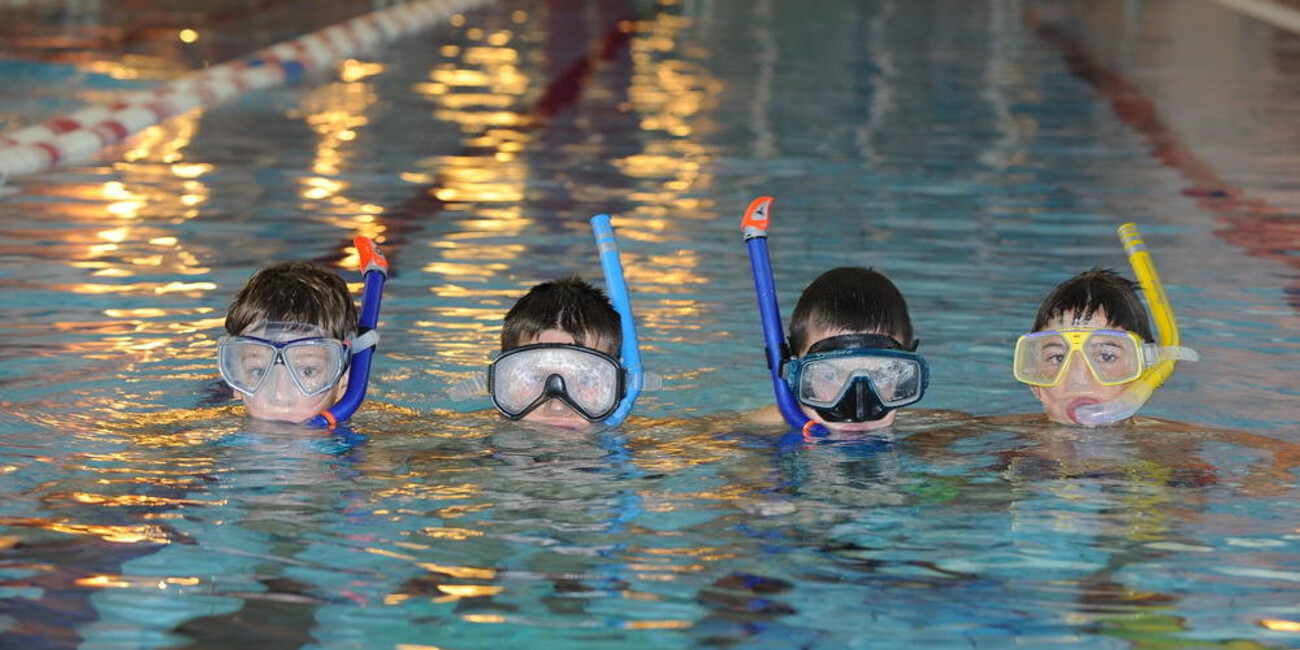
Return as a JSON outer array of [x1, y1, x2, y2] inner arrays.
[[220, 262, 357, 423], [785, 267, 925, 432], [1019, 268, 1154, 425], [491, 276, 624, 429], [789, 267, 914, 356], [1031, 267, 1153, 343]]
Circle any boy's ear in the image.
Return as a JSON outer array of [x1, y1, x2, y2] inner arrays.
[[336, 371, 350, 396], [1029, 385, 1043, 403]]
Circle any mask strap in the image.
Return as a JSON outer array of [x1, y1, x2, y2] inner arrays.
[[1142, 343, 1199, 365], [448, 372, 488, 402], [350, 329, 379, 354]]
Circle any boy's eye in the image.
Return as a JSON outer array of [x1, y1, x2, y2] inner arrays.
[[1089, 343, 1127, 365], [810, 365, 842, 383]]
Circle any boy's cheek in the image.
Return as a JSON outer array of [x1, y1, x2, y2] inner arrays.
[[241, 389, 338, 423]]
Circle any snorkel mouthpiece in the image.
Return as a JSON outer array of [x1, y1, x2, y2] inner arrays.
[[309, 236, 388, 428], [1072, 223, 1195, 426], [740, 197, 831, 437]]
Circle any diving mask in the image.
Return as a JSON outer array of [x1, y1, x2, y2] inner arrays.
[[1013, 329, 1196, 388], [488, 343, 627, 422], [218, 322, 350, 398], [783, 333, 929, 423]]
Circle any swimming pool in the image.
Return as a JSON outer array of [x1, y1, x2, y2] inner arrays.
[[1, 0, 1298, 647]]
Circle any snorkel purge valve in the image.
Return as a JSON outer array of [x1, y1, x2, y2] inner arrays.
[[740, 197, 830, 438], [308, 236, 388, 428], [1071, 223, 1197, 426]]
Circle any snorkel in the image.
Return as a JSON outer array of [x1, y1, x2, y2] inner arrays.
[[309, 236, 388, 428], [1072, 223, 1195, 426], [740, 197, 830, 438], [590, 214, 643, 427]]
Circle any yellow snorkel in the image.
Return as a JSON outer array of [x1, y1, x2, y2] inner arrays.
[[1073, 223, 1199, 426]]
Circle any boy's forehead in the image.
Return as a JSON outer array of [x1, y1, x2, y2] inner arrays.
[[241, 321, 330, 340], [520, 328, 615, 353], [1045, 309, 1116, 331]]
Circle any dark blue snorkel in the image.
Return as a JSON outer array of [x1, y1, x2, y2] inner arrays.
[[740, 197, 830, 438], [591, 214, 642, 427], [310, 236, 388, 428]]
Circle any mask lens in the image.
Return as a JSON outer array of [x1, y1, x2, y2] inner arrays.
[[282, 341, 349, 396], [798, 354, 923, 408], [1014, 332, 1069, 386], [1082, 332, 1141, 384], [1014, 330, 1143, 387], [219, 339, 277, 394], [218, 334, 348, 398], [490, 345, 622, 420]]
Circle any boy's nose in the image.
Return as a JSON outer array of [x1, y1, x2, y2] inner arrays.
[[543, 397, 570, 413], [264, 366, 298, 403], [1063, 352, 1095, 390]]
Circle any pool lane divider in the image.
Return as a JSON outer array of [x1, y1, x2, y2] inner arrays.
[[1026, 7, 1300, 314], [0, 0, 494, 184], [1202, 0, 1300, 34]]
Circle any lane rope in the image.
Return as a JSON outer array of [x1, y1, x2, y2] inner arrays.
[[1202, 0, 1300, 34], [0, 0, 493, 184]]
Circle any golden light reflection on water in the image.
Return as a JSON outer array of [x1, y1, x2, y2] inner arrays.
[[461, 614, 505, 624], [284, 59, 390, 249], [410, 12, 537, 343], [1260, 619, 1300, 632], [416, 563, 498, 580], [433, 584, 503, 601], [74, 574, 202, 590], [65, 492, 212, 508], [420, 527, 484, 541], [37, 522, 173, 544], [624, 620, 692, 630]]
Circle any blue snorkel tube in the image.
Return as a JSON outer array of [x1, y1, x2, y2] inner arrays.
[[310, 236, 389, 428], [591, 214, 642, 427], [740, 197, 830, 438]]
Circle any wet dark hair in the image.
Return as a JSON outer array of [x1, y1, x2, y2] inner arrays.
[[225, 262, 357, 341], [501, 276, 622, 354], [788, 267, 914, 355], [1032, 267, 1154, 342]]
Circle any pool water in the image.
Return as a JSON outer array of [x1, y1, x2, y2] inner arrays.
[[1, 0, 1298, 647]]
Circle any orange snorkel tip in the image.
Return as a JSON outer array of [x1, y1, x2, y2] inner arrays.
[[741, 196, 775, 241], [354, 235, 390, 276]]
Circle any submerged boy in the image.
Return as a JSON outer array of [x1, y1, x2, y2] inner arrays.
[[487, 276, 625, 431], [218, 262, 356, 423], [746, 266, 930, 434], [1013, 268, 1189, 426]]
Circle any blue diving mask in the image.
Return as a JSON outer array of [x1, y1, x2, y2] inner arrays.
[[783, 333, 929, 423]]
